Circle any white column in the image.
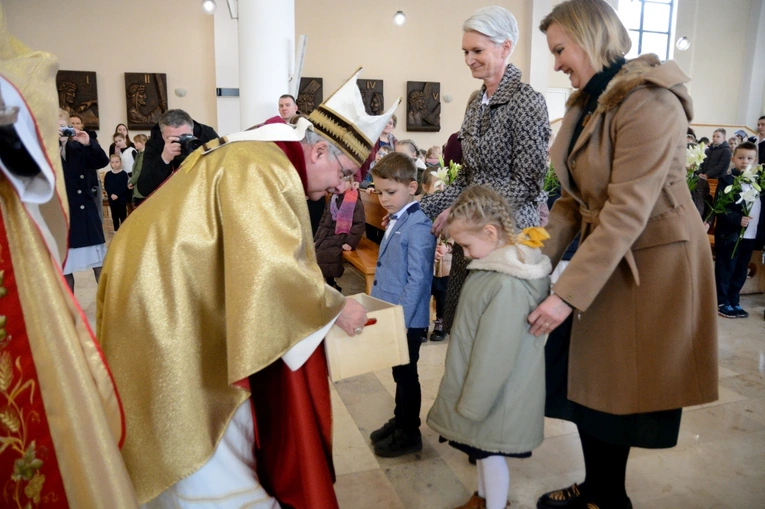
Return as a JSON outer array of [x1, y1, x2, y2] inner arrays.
[[237, 0, 295, 129], [737, 0, 765, 125], [213, 5, 240, 136], [528, 0, 551, 96]]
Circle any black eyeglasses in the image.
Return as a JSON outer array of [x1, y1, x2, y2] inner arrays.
[[332, 152, 355, 180]]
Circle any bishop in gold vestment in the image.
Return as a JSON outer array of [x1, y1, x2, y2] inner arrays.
[[98, 70, 400, 508]]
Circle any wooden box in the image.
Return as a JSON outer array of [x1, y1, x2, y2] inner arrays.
[[325, 294, 409, 382]]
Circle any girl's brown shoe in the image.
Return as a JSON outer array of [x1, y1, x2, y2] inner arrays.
[[454, 493, 486, 509]]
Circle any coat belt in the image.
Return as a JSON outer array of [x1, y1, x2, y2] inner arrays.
[[577, 179, 692, 286]]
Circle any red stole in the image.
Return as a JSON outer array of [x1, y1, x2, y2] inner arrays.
[[0, 206, 70, 507], [248, 137, 338, 509]]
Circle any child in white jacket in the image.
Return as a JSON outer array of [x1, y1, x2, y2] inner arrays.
[[427, 185, 551, 509]]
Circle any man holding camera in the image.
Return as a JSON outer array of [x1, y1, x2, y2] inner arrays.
[[137, 109, 218, 197]]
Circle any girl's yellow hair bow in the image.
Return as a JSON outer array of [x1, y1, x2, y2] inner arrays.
[[516, 227, 550, 249]]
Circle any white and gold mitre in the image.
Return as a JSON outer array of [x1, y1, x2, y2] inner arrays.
[[308, 68, 400, 166]]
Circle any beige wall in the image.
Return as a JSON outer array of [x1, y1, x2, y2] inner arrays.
[[296, 0, 532, 149], [5, 0, 761, 147], [4, 0, 217, 140], [544, 0, 760, 129], [674, 0, 754, 126]]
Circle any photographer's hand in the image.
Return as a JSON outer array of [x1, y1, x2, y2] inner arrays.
[[73, 130, 90, 146], [161, 137, 182, 164]]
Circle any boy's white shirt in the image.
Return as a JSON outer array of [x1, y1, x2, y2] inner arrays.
[[384, 199, 418, 240], [742, 182, 761, 240]]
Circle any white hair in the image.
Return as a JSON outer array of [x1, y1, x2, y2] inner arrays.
[[303, 129, 343, 157], [463, 6, 519, 54]]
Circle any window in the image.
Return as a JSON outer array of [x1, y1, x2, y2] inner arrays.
[[617, 0, 677, 61]]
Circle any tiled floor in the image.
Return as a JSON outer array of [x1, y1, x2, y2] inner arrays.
[[75, 223, 765, 509]]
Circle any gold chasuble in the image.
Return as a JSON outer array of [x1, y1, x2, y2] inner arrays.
[[97, 140, 345, 503]]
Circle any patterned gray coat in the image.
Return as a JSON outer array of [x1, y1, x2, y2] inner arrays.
[[420, 64, 551, 332], [421, 64, 551, 229]]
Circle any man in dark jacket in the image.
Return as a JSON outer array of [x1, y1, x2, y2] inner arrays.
[[137, 109, 218, 197], [698, 128, 732, 179], [756, 116, 765, 167]]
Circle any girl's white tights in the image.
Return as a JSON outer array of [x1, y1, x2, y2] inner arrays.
[[476, 456, 509, 509]]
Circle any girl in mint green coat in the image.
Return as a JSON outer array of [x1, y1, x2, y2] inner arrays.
[[427, 186, 551, 509]]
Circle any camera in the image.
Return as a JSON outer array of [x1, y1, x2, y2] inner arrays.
[[60, 126, 76, 137], [174, 134, 203, 164]]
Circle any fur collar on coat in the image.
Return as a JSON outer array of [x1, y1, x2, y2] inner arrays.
[[467, 244, 551, 281]]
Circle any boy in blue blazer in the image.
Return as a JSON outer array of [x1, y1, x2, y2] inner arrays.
[[369, 152, 436, 457]]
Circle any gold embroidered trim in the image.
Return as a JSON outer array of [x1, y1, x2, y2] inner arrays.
[[307, 106, 372, 166], [0, 269, 51, 507]]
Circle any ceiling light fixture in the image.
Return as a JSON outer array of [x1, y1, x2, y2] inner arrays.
[[393, 10, 407, 26], [675, 37, 691, 51], [202, 0, 217, 15]]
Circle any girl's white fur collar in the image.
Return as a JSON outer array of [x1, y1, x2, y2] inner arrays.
[[467, 244, 551, 280]]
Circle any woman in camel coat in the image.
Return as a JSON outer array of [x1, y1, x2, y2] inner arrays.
[[531, 1, 718, 508]]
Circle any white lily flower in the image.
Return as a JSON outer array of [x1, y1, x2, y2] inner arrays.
[[724, 185, 733, 194], [432, 168, 449, 183], [736, 187, 759, 206]]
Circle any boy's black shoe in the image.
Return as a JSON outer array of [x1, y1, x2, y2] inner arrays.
[[430, 318, 446, 341], [373, 428, 422, 458], [732, 305, 749, 318], [718, 304, 738, 319], [420, 330, 429, 343], [370, 418, 397, 444]]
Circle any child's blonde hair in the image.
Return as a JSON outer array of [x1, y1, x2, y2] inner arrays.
[[420, 167, 443, 194], [426, 145, 441, 159], [396, 139, 420, 159], [134, 134, 148, 144], [446, 186, 516, 242]]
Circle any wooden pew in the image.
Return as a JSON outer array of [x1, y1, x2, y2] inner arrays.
[[343, 191, 385, 293]]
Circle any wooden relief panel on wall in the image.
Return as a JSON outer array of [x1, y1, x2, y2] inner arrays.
[[406, 81, 441, 132], [125, 73, 168, 130], [56, 70, 99, 130], [297, 78, 323, 115], [357, 79, 384, 115]]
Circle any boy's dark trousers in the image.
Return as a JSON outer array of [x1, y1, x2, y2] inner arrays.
[[432, 276, 448, 319], [109, 202, 128, 231], [392, 327, 427, 434], [714, 233, 755, 306]]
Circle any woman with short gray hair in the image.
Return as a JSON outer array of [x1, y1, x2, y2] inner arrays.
[[420, 5, 551, 336]]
